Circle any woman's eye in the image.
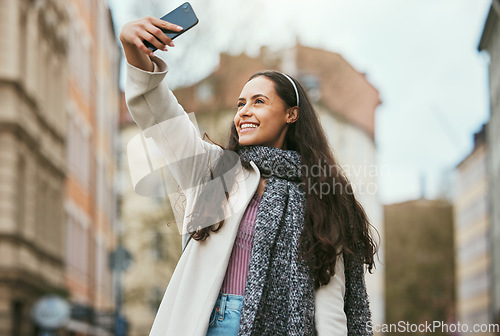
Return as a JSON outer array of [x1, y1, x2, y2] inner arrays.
[[255, 99, 264, 104], [237, 102, 245, 108]]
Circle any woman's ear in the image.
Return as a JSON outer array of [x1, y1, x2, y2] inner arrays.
[[286, 106, 299, 123]]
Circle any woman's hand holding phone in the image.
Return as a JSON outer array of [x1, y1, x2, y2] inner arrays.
[[119, 16, 183, 71]]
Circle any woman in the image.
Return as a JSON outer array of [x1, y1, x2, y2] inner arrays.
[[120, 16, 378, 336]]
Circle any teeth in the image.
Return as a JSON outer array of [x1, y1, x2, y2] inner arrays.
[[241, 124, 258, 129]]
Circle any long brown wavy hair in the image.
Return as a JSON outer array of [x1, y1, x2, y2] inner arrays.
[[186, 70, 379, 289]]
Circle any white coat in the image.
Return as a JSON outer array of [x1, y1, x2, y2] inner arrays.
[[124, 56, 348, 336]]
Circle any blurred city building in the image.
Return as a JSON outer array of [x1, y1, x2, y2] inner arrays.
[[64, 0, 121, 334], [454, 124, 493, 335], [0, 0, 67, 334], [478, 0, 500, 328], [384, 199, 455, 333], [0, 0, 121, 335], [118, 94, 182, 336]]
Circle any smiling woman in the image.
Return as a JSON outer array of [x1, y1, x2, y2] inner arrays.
[[120, 15, 378, 336]]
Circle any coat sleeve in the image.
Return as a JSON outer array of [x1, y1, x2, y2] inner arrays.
[[315, 253, 348, 336], [124, 56, 224, 194]]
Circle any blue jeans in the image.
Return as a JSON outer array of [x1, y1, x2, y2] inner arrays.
[[206, 292, 243, 336]]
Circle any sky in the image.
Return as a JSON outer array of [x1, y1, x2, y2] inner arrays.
[[109, 0, 492, 204]]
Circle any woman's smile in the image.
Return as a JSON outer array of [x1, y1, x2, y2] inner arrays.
[[240, 127, 257, 133], [240, 123, 260, 133]]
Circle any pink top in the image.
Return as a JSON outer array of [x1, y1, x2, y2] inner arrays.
[[219, 192, 261, 295]]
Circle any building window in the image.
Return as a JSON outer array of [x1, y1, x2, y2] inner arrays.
[[68, 19, 91, 101], [95, 236, 111, 299], [67, 114, 91, 188], [36, 173, 47, 242], [16, 156, 26, 232], [151, 231, 166, 261], [11, 300, 23, 336], [65, 202, 89, 281], [18, 11, 27, 83], [196, 82, 214, 103]]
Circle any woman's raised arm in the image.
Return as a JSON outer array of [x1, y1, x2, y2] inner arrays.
[[121, 17, 225, 196]]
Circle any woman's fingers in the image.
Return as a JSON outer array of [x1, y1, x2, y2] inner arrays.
[[119, 16, 183, 56], [144, 24, 172, 48], [147, 17, 183, 48], [139, 30, 167, 52], [150, 16, 183, 34], [132, 36, 155, 57]]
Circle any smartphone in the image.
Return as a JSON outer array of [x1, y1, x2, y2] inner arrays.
[[144, 2, 199, 52]]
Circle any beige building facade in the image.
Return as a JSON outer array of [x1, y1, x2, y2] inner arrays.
[[0, 0, 68, 334], [454, 125, 493, 335], [0, 0, 121, 334], [478, 0, 500, 327]]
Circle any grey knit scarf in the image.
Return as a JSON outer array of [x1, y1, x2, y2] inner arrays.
[[236, 145, 316, 335], [235, 145, 374, 336], [343, 251, 374, 336]]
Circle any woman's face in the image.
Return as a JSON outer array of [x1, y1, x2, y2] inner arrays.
[[234, 76, 292, 149]]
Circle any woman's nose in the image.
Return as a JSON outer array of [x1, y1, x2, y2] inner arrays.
[[238, 103, 253, 117]]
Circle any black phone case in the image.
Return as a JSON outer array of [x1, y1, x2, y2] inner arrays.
[[144, 2, 199, 51]]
